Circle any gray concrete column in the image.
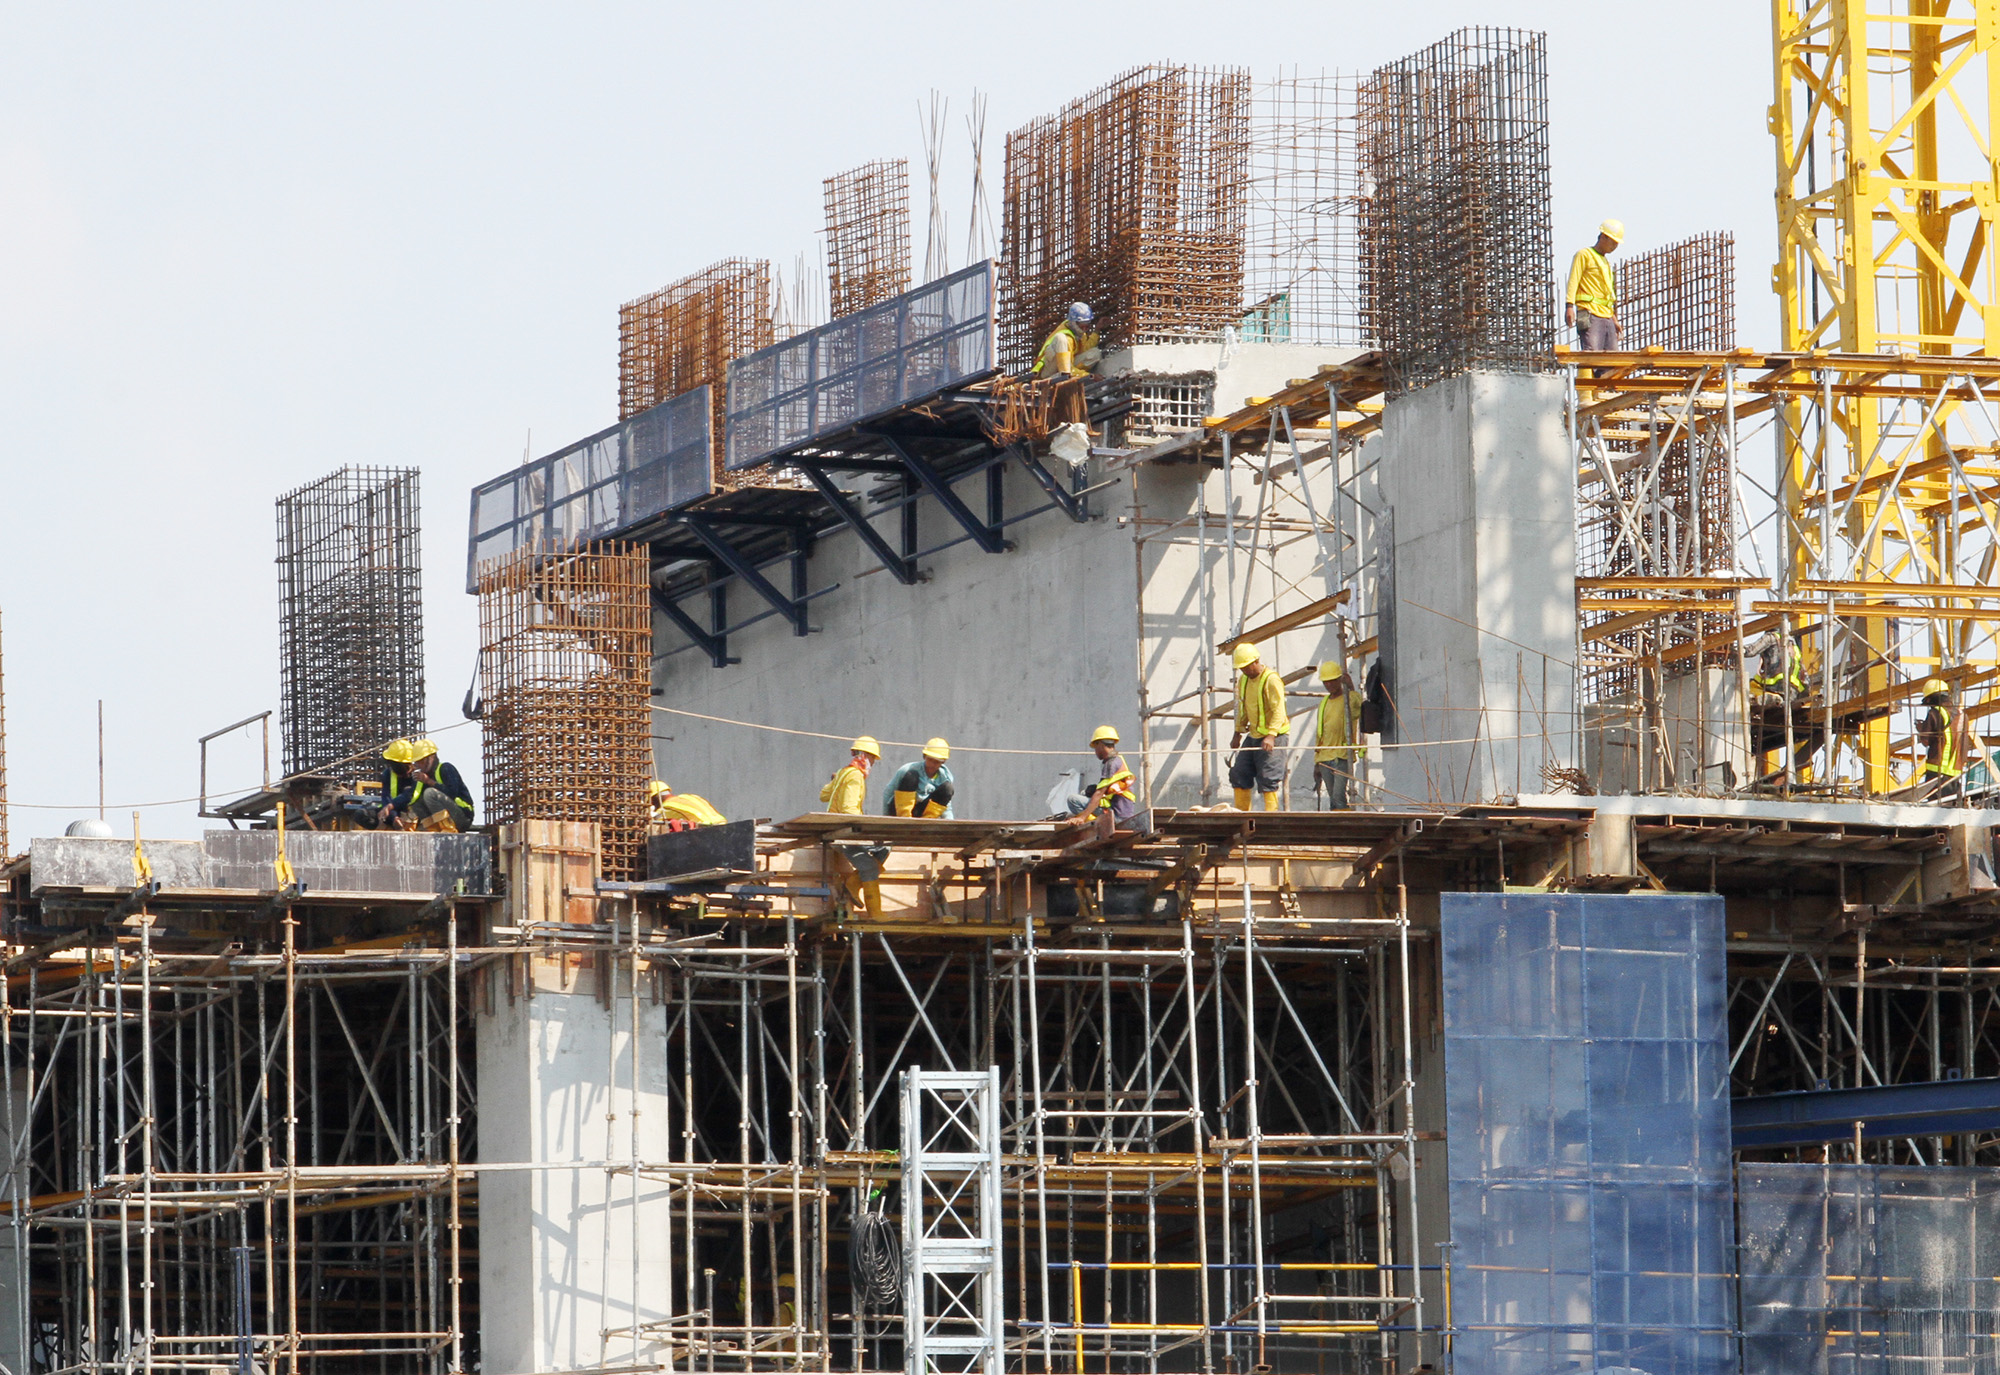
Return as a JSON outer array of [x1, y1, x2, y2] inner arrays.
[[477, 963, 673, 1374]]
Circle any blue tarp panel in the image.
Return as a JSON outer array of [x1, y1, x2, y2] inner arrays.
[[1442, 892, 1737, 1375]]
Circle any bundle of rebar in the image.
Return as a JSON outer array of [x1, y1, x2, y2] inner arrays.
[[1000, 64, 1250, 371], [477, 542, 652, 881], [825, 160, 911, 319], [275, 467, 426, 778], [1245, 73, 1363, 348], [1618, 231, 1736, 352], [1359, 28, 1555, 394], [619, 258, 777, 480]]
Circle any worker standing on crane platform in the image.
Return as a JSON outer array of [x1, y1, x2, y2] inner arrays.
[[884, 739, 955, 817], [1918, 679, 1967, 803], [1565, 219, 1624, 349], [1034, 302, 1101, 378], [1228, 642, 1289, 811]]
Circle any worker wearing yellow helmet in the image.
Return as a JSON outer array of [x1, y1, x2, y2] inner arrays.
[[1918, 677, 1968, 803], [1061, 724, 1138, 824], [647, 778, 727, 831], [1227, 642, 1290, 811], [1565, 218, 1624, 350], [820, 736, 879, 815], [884, 738, 956, 818], [376, 737, 476, 832], [1313, 659, 1365, 810]]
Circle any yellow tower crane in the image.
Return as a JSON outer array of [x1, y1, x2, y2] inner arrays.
[[1772, 0, 2000, 792]]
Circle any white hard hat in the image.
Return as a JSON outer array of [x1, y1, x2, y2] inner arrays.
[[1068, 301, 1093, 325]]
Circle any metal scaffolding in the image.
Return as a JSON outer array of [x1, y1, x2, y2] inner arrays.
[[275, 467, 426, 779], [475, 543, 653, 881], [825, 160, 911, 321], [1357, 28, 1555, 395], [1000, 65, 1251, 372]]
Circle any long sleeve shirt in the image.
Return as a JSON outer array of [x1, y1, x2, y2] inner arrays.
[[820, 764, 867, 815], [1234, 668, 1289, 740], [1315, 690, 1364, 764], [1566, 247, 1617, 318], [882, 761, 955, 817]]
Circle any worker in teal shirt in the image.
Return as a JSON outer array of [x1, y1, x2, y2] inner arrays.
[[882, 738, 956, 817]]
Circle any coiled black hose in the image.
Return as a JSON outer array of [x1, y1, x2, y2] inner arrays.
[[850, 1189, 903, 1312]]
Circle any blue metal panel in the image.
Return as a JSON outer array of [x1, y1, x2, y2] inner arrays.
[[464, 385, 712, 590], [1442, 892, 1737, 1375], [1733, 1075, 2000, 1148], [724, 261, 998, 472]]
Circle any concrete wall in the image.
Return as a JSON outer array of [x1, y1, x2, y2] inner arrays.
[[477, 969, 673, 1374], [1377, 372, 1575, 804]]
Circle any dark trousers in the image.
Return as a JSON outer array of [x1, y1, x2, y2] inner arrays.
[[1575, 310, 1617, 349], [1314, 762, 1353, 809]]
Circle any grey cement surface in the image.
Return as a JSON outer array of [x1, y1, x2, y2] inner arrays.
[[204, 830, 491, 893], [28, 836, 209, 892], [1519, 791, 2000, 829], [1377, 371, 1576, 805]]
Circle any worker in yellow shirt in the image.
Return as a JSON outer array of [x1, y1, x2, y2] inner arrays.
[[1033, 302, 1101, 378], [1227, 641, 1290, 811], [1565, 219, 1623, 350], [819, 737, 879, 814], [647, 779, 726, 831], [1313, 661, 1365, 810]]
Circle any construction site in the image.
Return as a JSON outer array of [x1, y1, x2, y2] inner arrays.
[[9, 7, 2000, 1374]]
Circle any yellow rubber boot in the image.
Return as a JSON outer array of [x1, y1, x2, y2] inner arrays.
[[1233, 788, 1253, 811], [863, 881, 883, 921], [1262, 791, 1281, 812]]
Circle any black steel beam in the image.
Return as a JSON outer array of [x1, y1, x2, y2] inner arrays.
[[1012, 445, 1087, 523], [878, 435, 1012, 554], [1733, 1075, 2000, 1148], [795, 463, 919, 585], [679, 517, 811, 636], [652, 587, 733, 668]]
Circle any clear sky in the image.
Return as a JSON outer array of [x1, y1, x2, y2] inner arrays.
[[0, 1, 1770, 844]]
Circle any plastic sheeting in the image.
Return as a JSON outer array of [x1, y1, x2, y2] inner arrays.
[[1738, 1164, 2000, 1373], [465, 385, 711, 590], [1441, 893, 1736, 1375], [724, 260, 997, 472]]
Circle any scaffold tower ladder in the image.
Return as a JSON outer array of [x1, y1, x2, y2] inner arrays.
[[901, 1066, 1004, 1375]]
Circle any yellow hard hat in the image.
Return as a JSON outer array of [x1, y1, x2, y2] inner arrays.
[[777, 1272, 797, 1289], [1599, 218, 1625, 243], [382, 739, 416, 764], [923, 737, 950, 761], [647, 779, 670, 797], [850, 735, 880, 759], [1090, 724, 1120, 745], [1319, 658, 1345, 681], [409, 737, 438, 760], [1231, 642, 1261, 670], [1923, 677, 1949, 696]]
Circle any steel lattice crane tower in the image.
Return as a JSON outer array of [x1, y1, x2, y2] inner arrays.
[[1771, 0, 2000, 790]]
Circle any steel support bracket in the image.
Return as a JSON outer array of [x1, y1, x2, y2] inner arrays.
[[1011, 445, 1088, 523], [795, 463, 921, 585], [678, 516, 812, 637], [652, 587, 735, 668], [878, 436, 1014, 554]]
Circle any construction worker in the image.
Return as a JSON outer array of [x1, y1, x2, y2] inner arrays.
[[376, 739, 418, 826], [1228, 642, 1290, 811], [819, 737, 879, 815], [1034, 302, 1101, 378], [884, 738, 955, 817], [1918, 678, 1967, 802], [1751, 633, 1807, 703], [387, 738, 475, 833], [1061, 725, 1139, 824], [647, 779, 726, 830], [1313, 661, 1365, 809], [1565, 219, 1623, 349]]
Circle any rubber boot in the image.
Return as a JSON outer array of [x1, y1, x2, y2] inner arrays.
[[1261, 791, 1281, 812], [1233, 788, 1253, 811], [864, 880, 883, 921]]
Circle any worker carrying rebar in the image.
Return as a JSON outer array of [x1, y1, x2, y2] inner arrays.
[[1228, 642, 1289, 811], [378, 737, 475, 832], [1033, 302, 1101, 378], [1059, 725, 1139, 825], [1565, 219, 1624, 350], [819, 736, 879, 815], [1313, 660, 1365, 810], [1918, 678, 1968, 803], [647, 778, 726, 830], [884, 738, 955, 817]]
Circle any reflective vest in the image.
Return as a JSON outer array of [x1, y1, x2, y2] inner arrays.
[[1087, 755, 1137, 817], [1753, 644, 1807, 697], [1315, 690, 1363, 763], [1235, 669, 1290, 739], [1925, 707, 1963, 779], [1033, 321, 1099, 375]]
